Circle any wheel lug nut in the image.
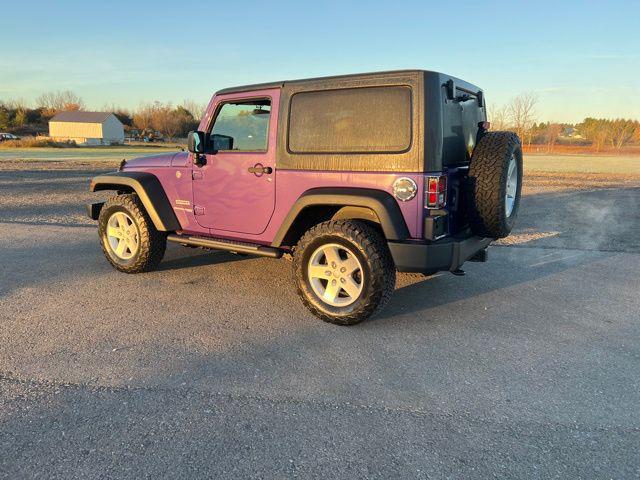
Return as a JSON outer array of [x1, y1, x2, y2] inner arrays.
[[325, 270, 332, 276], [340, 267, 346, 273], [331, 262, 337, 268], [332, 279, 337, 285], [340, 278, 346, 284]]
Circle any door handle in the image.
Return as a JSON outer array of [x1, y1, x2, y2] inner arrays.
[[248, 164, 272, 176]]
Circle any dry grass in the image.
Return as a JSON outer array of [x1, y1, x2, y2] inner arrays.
[[0, 137, 78, 149], [523, 144, 640, 156], [524, 154, 640, 175], [523, 171, 640, 195]]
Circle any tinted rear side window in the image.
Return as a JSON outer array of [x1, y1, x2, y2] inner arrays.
[[288, 86, 411, 154]]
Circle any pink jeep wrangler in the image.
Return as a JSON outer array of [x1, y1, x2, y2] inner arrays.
[[88, 70, 522, 325]]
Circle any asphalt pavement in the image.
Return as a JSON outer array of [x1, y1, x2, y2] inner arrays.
[[1, 165, 639, 479]]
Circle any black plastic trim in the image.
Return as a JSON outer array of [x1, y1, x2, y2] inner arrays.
[[167, 234, 282, 258], [271, 187, 410, 247], [424, 215, 447, 241], [388, 236, 491, 273], [86, 202, 104, 220], [89, 172, 181, 232]]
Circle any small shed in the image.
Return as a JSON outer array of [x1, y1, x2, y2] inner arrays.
[[49, 111, 125, 145]]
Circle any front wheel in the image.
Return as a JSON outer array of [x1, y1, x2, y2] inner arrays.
[[98, 194, 166, 273], [292, 220, 396, 325]]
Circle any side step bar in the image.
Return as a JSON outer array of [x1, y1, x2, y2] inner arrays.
[[167, 234, 283, 259]]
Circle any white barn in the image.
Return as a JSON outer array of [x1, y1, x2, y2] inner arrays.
[[49, 111, 125, 145]]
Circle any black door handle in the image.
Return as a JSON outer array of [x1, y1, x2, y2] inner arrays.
[[248, 164, 272, 176]]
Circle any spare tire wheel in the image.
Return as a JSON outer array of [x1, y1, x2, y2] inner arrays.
[[468, 131, 523, 238]]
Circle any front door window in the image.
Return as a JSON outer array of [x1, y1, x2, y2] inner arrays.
[[210, 100, 271, 152]]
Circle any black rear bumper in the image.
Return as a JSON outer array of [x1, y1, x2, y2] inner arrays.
[[388, 235, 492, 273]]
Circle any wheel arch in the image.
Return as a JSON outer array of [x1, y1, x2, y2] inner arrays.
[[272, 187, 410, 248], [90, 171, 180, 232]]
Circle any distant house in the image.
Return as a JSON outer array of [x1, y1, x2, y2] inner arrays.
[[49, 111, 124, 145]]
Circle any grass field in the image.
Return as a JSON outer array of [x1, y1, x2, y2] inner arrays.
[[524, 154, 640, 175], [0, 146, 182, 165]]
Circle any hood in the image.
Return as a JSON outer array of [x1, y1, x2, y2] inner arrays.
[[123, 152, 178, 169]]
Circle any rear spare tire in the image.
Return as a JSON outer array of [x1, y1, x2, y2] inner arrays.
[[468, 131, 523, 238]]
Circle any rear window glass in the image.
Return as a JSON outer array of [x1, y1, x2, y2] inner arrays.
[[288, 86, 411, 154]]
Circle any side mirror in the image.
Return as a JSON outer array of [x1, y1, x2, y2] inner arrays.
[[187, 131, 206, 154]]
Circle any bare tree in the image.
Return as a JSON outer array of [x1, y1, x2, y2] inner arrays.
[[181, 99, 207, 121], [3, 98, 29, 110], [133, 102, 156, 132], [544, 123, 563, 151], [576, 118, 639, 151], [36, 90, 85, 116], [577, 118, 600, 150], [487, 103, 510, 130], [133, 102, 195, 139], [507, 93, 537, 145], [151, 104, 183, 139], [609, 119, 637, 150], [12, 109, 27, 128], [102, 103, 133, 126]]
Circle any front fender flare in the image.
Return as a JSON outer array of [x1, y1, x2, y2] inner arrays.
[[90, 171, 180, 232], [272, 187, 410, 247]]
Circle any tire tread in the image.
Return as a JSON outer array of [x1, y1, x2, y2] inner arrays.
[[468, 131, 522, 238], [292, 220, 395, 325], [98, 194, 166, 273]]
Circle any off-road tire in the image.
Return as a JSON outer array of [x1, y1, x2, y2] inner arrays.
[[467, 131, 523, 238], [98, 194, 167, 273], [292, 220, 396, 325]]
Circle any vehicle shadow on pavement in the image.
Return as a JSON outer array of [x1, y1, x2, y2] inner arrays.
[[0, 219, 90, 228], [0, 232, 233, 299], [377, 185, 639, 320], [158, 249, 250, 271], [377, 246, 613, 321]]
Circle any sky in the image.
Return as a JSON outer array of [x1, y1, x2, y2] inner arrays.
[[1, 0, 638, 123]]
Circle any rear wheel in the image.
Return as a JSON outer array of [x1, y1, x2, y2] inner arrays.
[[468, 131, 523, 238], [292, 220, 395, 325], [98, 194, 166, 273]]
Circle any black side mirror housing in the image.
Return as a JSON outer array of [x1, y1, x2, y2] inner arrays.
[[187, 131, 206, 154], [210, 133, 233, 151]]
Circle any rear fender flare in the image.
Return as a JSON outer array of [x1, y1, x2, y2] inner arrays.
[[90, 171, 180, 232], [272, 187, 410, 247]]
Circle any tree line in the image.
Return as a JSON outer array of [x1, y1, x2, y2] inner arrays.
[[0, 90, 206, 140], [489, 93, 640, 151]]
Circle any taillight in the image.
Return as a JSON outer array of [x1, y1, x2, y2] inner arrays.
[[425, 175, 447, 209]]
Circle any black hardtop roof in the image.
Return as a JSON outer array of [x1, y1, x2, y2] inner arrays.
[[215, 69, 481, 95]]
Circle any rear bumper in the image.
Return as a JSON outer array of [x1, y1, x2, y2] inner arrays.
[[388, 235, 492, 273]]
